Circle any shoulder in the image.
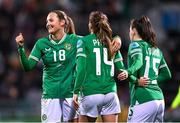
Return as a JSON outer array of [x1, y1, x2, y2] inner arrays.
[[83, 34, 96, 40], [67, 34, 83, 39], [33, 36, 49, 49], [76, 34, 93, 48], [76, 38, 84, 48], [156, 47, 163, 57], [67, 34, 84, 44]]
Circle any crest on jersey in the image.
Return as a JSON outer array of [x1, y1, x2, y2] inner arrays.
[[64, 43, 72, 50]]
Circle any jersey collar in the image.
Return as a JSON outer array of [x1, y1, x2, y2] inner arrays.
[[49, 34, 67, 45]]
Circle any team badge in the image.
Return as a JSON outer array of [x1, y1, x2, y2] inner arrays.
[[64, 43, 72, 51]]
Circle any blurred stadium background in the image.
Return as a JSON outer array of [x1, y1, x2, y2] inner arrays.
[[0, 0, 180, 122]]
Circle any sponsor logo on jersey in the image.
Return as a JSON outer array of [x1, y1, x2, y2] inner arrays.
[[64, 43, 72, 50], [45, 48, 51, 51]]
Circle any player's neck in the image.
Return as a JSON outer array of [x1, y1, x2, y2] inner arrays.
[[51, 31, 66, 41], [133, 35, 142, 41]]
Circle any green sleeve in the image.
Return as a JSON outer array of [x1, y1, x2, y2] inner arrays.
[[115, 59, 138, 83], [114, 51, 138, 83], [128, 75, 138, 83], [157, 57, 172, 84], [127, 42, 143, 76], [18, 46, 38, 71], [115, 61, 125, 70], [127, 54, 143, 75], [171, 86, 180, 109], [114, 53, 125, 70], [127, 50, 142, 83], [73, 57, 86, 94], [114, 51, 125, 70]]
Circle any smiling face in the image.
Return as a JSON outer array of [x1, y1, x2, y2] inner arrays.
[[46, 12, 65, 35]]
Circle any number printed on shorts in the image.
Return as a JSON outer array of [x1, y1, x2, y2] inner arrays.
[[128, 108, 133, 121]]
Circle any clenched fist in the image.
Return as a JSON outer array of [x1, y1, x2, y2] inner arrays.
[[15, 33, 24, 46]]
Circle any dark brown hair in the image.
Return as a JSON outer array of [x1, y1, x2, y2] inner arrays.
[[89, 11, 114, 59], [130, 15, 157, 47]]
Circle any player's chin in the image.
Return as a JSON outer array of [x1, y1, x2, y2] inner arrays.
[[48, 30, 55, 34]]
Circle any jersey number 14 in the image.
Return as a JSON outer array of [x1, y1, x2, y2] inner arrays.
[[93, 48, 114, 76]]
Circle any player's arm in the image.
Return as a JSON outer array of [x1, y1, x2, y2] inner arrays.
[[127, 43, 148, 85], [118, 42, 143, 81], [73, 39, 86, 109], [18, 46, 38, 71], [73, 57, 86, 111], [114, 51, 125, 70], [114, 51, 139, 83], [112, 35, 121, 52], [16, 33, 39, 71], [114, 49, 148, 86], [73, 56, 86, 110], [157, 57, 172, 84], [127, 43, 143, 75], [73, 39, 86, 94], [74, 57, 86, 94], [113, 35, 123, 70]]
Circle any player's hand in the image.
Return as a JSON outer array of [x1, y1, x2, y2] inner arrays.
[[112, 36, 121, 52], [117, 69, 128, 80], [73, 94, 79, 110], [138, 77, 150, 87], [15, 33, 24, 46]]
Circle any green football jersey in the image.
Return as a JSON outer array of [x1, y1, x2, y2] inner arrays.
[[29, 34, 79, 98], [127, 40, 171, 106], [75, 34, 124, 96]]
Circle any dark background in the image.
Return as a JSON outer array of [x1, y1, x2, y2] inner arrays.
[[0, 0, 179, 122]]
